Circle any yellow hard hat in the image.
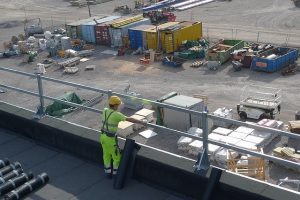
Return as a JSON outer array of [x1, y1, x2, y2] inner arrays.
[[108, 96, 122, 105]]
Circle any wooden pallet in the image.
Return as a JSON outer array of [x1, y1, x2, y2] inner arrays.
[[64, 67, 79, 74], [193, 94, 208, 105], [58, 57, 80, 68], [227, 149, 266, 181], [190, 60, 203, 68]]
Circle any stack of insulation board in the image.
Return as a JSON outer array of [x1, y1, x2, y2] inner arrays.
[[188, 140, 203, 156], [177, 127, 202, 151], [229, 126, 257, 150], [209, 127, 240, 165], [188, 141, 221, 156], [129, 115, 145, 131], [135, 108, 155, 122], [117, 121, 134, 138], [215, 148, 239, 167], [211, 108, 233, 128]]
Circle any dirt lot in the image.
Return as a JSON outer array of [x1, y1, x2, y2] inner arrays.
[[0, 0, 300, 192]]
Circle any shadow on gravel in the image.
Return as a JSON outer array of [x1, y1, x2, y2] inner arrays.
[[0, 20, 23, 29]]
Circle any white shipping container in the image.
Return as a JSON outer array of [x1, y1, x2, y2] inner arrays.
[[163, 95, 204, 132]]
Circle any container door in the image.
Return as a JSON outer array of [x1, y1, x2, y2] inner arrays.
[[98, 26, 110, 46], [164, 33, 174, 53], [147, 32, 157, 50]]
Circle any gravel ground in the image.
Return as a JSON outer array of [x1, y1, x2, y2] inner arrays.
[[0, 0, 300, 193]]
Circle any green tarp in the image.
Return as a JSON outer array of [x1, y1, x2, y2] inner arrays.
[[45, 92, 83, 117]]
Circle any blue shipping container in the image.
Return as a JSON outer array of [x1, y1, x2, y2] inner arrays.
[[81, 21, 97, 43], [128, 25, 154, 49], [251, 47, 299, 72]]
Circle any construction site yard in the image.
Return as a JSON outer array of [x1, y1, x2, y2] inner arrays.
[[0, 0, 300, 193]]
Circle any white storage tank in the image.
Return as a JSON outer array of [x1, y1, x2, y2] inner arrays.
[[163, 95, 204, 132]]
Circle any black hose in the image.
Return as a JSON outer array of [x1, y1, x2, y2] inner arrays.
[[0, 159, 10, 169], [4, 173, 49, 200], [0, 168, 23, 184], [0, 163, 22, 177], [113, 139, 140, 190], [0, 172, 34, 196]]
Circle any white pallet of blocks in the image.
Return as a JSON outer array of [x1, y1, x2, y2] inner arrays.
[[117, 121, 134, 138], [130, 115, 145, 131], [177, 127, 202, 151], [135, 108, 155, 122]]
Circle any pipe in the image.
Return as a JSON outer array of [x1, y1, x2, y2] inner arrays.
[[4, 173, 49, 200], [114, 139, 140, 190], [0, 159, 10, 169], [0, 163, 22, 177], [0, 172, 34, 196], [0, 168, 23, 184]]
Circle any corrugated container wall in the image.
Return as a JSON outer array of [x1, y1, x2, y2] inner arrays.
[[128, 25, 155, 49], [145, 22, 180, 50], [96, 16, 141, 46], [95, 17, 126, 46], [93, 16, 120, 44], [110, 18, 151, 47], [66, 16, 105, 39], [81, 21, 97, 43], [161, 22, 203, 53], [251, 47, 298, 72]]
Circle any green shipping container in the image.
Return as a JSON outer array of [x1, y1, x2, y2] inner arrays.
[[206, 40, 245, 64]]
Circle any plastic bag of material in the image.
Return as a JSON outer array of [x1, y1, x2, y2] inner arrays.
[[27, 36, 36, 43], [65, 49, 78, 57], [39, 39, 47, 50], [44, 31, 52, 40]]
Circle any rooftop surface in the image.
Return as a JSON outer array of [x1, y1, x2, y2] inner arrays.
[[0, 128, 186, 200]]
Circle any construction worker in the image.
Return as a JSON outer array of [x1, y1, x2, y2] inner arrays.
[[100, 95, 146, 179]]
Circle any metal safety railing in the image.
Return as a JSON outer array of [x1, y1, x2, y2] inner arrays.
[[203, 25, 300, 48], [1, 66, 300, 173]]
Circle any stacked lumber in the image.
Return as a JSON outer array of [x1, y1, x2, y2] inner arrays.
[[288, 121, 300, 134], [58, 57, 80, 68]]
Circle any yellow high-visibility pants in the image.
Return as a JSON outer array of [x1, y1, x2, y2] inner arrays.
[[100, 134, 121, 175]]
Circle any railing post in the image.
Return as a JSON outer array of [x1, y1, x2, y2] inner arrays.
[[33, 74, 45, 119], [202, 111, 209, 156], [285, 34, 289, 47], [194, 112, 210, 175]]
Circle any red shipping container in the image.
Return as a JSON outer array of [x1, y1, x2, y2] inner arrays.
[[96, 25, 111, 46]]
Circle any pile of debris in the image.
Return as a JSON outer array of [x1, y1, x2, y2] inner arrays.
[[273, 147, 300, 164], [178, 39, 209, 60]]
